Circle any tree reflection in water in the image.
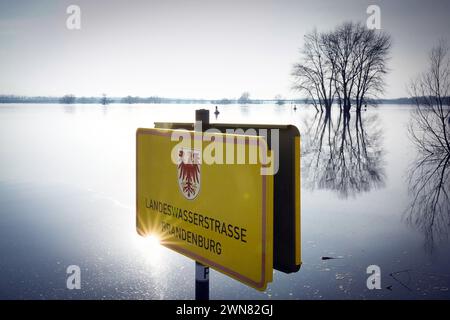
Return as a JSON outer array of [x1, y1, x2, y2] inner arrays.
[[301, 110, 385, 199], [405, 141, 450, 251], [406, 105, 450, 251]]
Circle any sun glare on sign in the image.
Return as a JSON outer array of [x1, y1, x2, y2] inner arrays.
[[140, 234, 161, 252], [134, 233, 164, 265], [146, 234, 161, 248]]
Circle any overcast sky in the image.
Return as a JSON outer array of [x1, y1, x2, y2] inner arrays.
[[1, 0, 449, 99]]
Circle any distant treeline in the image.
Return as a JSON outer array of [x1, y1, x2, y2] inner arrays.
[[0, 95, 305, 104], [0, 94, 443, 105]]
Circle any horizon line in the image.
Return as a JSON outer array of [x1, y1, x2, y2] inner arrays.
[[0, 94, 415, 102]]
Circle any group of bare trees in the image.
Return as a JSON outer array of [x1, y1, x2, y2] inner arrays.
[[60, 94, 76, 104], [292, 22, 391, 114]]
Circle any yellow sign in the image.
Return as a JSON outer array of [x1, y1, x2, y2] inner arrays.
[[136, 128, 273, 290]]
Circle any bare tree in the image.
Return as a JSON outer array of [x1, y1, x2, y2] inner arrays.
[[325, 22, 391, 113], [353, 27, 391, 112], [409, 41, 450, 154], [60, 94, 76, 104], [122, 95, 138, 104], [100, 93, 109, 105], [323, 22, 362, 113], [274, 94, 284, 105], [292, 29, 336, 114], [238, 92, 251, 104]]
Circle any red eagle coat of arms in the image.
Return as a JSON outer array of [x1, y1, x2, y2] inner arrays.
[[177, 148, 201, 200]]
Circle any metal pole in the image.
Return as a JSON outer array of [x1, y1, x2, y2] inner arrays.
[[195, 109, 210, 301], [195, 261, 209, 300], [195, 108, 210, 130]]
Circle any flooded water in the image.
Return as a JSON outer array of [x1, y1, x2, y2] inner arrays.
[[0, 103, 449, 299]]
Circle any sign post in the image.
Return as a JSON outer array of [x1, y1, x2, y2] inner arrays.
[[195, 109, 210, 301], [195, 261, 209, 300]]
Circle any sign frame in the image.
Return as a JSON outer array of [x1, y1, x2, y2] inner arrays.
[[154, 122, 302, 273], [136, 127, 274, 290]]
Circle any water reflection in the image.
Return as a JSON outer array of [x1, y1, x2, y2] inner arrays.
[[63, 104, 75, 114], [1, 103, 449, 299], [101, 104, 109, 116], [406, 107, 450, 251], [239, 105, 249, 116], [302, 110, 385, 198]]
